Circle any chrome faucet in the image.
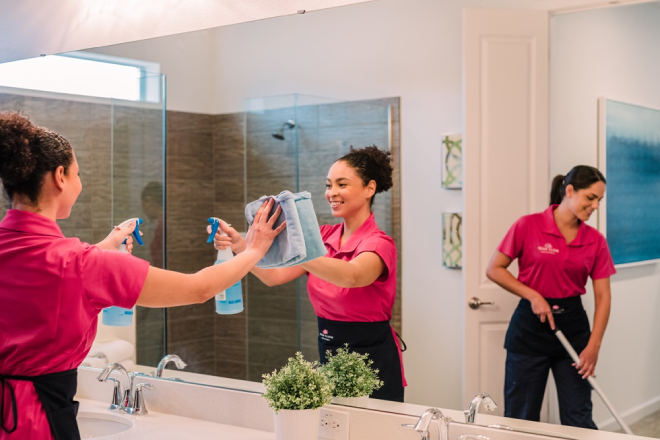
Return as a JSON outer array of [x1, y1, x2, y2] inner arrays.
[[97, 363, 133, 410], [126, 382, 154, 415], [464, 392, 498, 424], [402, 407, 450, 440], [98, 362, 153, 414], [156, 354, 187, 378]]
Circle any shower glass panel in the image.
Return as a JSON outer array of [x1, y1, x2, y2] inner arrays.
[[244, 94, 392, 381], [111, 73, 167, 368]]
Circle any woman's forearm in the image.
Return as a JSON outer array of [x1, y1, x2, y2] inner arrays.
[[301, 253, 383, 288], [249, 266, 306, 287], [589, 278, 612, 348], [137, 249, 264, 307]]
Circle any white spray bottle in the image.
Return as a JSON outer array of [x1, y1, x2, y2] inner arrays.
[[102, 218, 144, 326], [207, 217, 244, 314]]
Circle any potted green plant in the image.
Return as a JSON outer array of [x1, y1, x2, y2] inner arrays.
[[320, 344, 383, 406], [262, 352, 334, 440]]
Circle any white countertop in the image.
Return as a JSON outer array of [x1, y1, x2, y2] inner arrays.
[[79, 399, 275, 440]]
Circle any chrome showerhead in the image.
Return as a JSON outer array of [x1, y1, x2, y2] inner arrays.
[[272, 119, 296, 140]]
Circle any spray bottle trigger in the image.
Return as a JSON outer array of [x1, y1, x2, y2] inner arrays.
[[119, 218, 144, 246], [132, 218, 144, 245], [207, 217, 221, 244]]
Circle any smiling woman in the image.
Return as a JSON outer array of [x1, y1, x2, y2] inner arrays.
[[209, 146, 405, 401], [485, 165, 615, 429]]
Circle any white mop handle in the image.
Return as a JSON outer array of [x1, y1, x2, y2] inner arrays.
[[555, 330, 633, 435]]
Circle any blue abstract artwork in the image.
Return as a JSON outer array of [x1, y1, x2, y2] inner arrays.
[[603, 99, 660, 265]]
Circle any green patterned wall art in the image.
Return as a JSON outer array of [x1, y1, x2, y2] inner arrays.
[[441, 133, 462, 189], [442, 212, 462, 269]]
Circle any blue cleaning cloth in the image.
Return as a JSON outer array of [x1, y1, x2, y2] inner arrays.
[[245, 190, 326, 268]]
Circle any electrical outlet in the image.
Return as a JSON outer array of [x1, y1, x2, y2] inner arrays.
[[318, 407, 349, 440]]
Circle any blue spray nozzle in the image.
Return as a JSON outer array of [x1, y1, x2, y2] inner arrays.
[[119, 218, 144, 246], [207, 217, 221, 244]]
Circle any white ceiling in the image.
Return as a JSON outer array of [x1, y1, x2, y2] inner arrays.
[[538, 0, 658, 13], [0, 0, 374, 64], [0, 0, 656, 64]]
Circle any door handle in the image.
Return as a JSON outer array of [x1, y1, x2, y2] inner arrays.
[[468, 297, 495, 310]]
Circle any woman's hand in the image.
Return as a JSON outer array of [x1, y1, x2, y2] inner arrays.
[[207, 220, 247, 254], [529, 294, 555, 330], [96, 220, 139, 252], [244, 199, 286, 256], [576, 343, 599, 379]]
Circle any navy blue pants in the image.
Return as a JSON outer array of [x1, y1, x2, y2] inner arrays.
[[505, 351, 597, 430]]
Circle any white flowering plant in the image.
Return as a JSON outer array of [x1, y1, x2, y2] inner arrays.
[[319, 344, 383, 398], [261, 352, 334, 413]]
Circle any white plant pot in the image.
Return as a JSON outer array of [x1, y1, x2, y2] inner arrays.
[[273, 408, 321, 440], [333, 395, 370, 407]]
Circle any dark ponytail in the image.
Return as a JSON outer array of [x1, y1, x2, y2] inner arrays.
[[338, 145, 393, 208], [549, 165, 606, 206], [0, 112, 73, 204]]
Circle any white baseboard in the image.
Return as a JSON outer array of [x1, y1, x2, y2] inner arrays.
[[597, 395, 660, 432]]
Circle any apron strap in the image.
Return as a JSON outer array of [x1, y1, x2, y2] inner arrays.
[[0, 376, 18, 434], [393, 330, 407, 352]]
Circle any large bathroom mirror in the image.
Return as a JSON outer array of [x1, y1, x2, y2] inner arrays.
[[1, 0, 659, 436]]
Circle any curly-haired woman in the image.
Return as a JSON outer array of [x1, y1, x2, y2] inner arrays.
[[212, 146, 405, 402], [0, 111, 284, 439]]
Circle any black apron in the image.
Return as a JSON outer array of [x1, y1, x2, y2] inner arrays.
[[318, 317, 404, 402], [0, 369, 80, 440], [504, 296, 591, 357]]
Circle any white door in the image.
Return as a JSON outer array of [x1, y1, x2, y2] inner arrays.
[[463, 8, 549, 417]]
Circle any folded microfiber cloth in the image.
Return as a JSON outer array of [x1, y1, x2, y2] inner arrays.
[[245, 190, 326, 268]]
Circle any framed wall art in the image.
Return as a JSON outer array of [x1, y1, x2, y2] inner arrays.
[[441, 133, 462, 189], [598, 98, 660, 266], [442, 212, 462, 269]]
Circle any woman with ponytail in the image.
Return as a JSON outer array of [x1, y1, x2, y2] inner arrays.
[[486, 165, 615, 429]]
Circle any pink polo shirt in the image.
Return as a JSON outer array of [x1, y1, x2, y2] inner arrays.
[[307, 213, 397, 322], [0, 209, 150, 440], [498, 205, 616, 299]]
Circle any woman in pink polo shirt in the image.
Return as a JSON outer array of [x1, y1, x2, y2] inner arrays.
[[486, 165, 616, 429], [0, 112, 284, 440], [212, 146, 405, 402]]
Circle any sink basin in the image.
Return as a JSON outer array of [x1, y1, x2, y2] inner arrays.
[[77, 411, 134, 439]]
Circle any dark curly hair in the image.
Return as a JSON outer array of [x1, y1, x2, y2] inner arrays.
[[0, 112, 73, 205], [338, 145, 393, 207]]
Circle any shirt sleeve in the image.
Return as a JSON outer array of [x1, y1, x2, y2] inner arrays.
[[591, 234, 616, 280], [79, 244, 151, 313], [355, 234, 397, 281], [497, 216, 528, 260]]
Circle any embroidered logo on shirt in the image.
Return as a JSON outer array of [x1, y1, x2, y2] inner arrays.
[[319, 329, 333, 342], [538, 243, 559, 255]]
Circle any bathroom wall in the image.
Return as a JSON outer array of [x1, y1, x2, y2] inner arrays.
[[550, 4, 660, 426]]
